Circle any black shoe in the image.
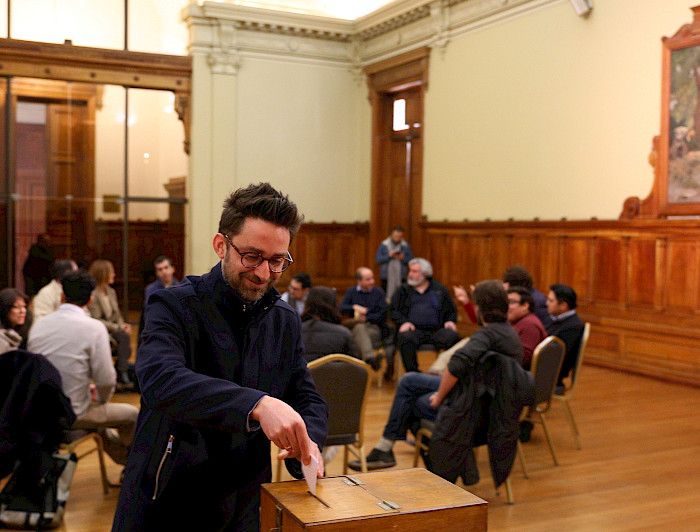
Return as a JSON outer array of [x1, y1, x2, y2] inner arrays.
[[519, 420, 534, 443], [366, 355, 382, 371], [348, 448, 396, 471]]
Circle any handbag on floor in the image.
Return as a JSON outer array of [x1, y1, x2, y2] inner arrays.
[[0, 451, 77, 530]]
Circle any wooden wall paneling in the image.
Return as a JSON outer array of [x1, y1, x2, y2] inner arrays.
[[538, 235, 561, 291], [626, 238, 659, 309], [419, 219, 700, 386], [664, 239, 699, 313], [559, 236, 592, 305], [509, 234, 540, 283], [593, 237, 624, 305]]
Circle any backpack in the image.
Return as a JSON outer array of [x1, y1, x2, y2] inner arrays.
[[0, 451, 77, 530]]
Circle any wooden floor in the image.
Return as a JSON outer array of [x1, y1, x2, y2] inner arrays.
[[9, 357, 700, 531]]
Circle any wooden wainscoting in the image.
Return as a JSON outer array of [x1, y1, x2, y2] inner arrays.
[[421, 219, 700, 387], [287, 222, 370, 298]]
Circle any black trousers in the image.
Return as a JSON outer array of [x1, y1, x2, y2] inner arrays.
[[396, 327, 461, 373]]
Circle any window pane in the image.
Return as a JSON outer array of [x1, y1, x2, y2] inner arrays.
[[11, 0, 124, 48], [126, 87, 187, 308], [128, 0, 188, 55], [393, 98, 408, 131]]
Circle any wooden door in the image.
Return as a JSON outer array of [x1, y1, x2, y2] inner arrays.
[[366, 48, 430, 263]]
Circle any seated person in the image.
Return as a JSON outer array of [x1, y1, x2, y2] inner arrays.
[[280, 272, 311, 314], [144, 255, 179, 304], [351, 280, 522, 471], [87, 259, 133, 388], [428, 285, 547, 376], [0, 288, 32, 353], [391, 258, 460, 374], [545, 283, 585, 386], [27, 270, 139, 468], [339, 267, 391, 370], [502, 265, 550, 327], [506, 287, 547, 369], [32, 259, 78, 320], [300, 286, 360, 362]]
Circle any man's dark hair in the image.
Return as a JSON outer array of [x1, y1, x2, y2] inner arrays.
[[293, 272, 312, 289], [62, 270, 97, 307], [472, 280, 508, 323], [300, 286, 340, 324], [502, 265, 534, 289], [550, 284, 577, 310], [392, 225, 404, 232], [153, 255, 173, 268], [52, 259, 76, 282], [508, 286, 535, 312], [218, 182, 304, 243]]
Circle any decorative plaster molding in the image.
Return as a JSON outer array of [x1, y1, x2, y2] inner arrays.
[[184, 0, 560, 68]]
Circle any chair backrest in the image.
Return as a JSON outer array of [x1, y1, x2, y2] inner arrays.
[[568, 322, 591, 395], [307, 354, 370, 447], [530, 336, 565, 412]]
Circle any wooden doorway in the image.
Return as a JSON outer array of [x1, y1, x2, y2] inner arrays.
[[0, 78, 98, 288], [365, 48, 430, 260]]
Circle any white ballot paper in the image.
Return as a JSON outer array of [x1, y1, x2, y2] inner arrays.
[[302, 455, 319, 495]]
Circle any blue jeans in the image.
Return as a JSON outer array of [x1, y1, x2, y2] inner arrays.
[[383, 372, 441, 441]]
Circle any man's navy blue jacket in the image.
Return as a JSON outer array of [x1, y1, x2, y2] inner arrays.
[[113, 264, 328, 531]]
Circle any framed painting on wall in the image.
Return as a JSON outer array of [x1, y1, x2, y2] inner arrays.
[[660, 6, 700, 215]]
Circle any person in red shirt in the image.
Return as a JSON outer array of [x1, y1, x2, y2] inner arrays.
[[506, 286, 547, 369]]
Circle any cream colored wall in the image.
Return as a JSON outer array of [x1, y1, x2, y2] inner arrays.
[[423, 0, 695, 221], [236, 59, 371, 223]]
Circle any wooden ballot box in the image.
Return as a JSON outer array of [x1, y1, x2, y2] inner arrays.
[[260, 468, 487, 531]]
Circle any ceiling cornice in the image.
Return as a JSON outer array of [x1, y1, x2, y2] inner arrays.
[[184, 0, 559, 68]]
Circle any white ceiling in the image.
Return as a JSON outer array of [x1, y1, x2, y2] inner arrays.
[[210, 0, 398, 20]]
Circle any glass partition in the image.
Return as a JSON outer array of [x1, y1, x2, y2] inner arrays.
[[1, 76, 187, 315]]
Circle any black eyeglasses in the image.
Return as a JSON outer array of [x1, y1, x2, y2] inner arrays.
[[221, 233, 293, 273]]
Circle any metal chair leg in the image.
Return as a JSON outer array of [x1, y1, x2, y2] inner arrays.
[[539, 412, 559, 466]]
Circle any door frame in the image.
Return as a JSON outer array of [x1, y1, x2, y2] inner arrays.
[[365, 47, 430, 262]]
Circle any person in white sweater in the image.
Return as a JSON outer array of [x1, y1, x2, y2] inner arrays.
[[28, 270, 138, 466]]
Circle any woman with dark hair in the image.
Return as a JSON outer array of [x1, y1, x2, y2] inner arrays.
[[0, 288, 32, 353], [300, 286, 360, 362], [87, 259, 133, 387]]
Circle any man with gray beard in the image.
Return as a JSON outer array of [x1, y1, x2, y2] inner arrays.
[[390, 258, 461, 374]]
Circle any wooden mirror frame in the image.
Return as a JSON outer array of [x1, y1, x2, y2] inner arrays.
[[621, 6, 700, 219], [0, 38, 191, 153]]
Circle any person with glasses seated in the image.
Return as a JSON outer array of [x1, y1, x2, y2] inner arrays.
[[113, 182, 328, 532]]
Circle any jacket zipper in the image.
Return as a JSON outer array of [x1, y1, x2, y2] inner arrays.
[[152, 435, 174, 500]]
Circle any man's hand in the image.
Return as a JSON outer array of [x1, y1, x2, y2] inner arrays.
[[277, 440, 325, 478], [453, 285, 469, 305], [398, 322, 415, 333], [429, 392, 443, 408], [251, 396, 314, 467], [120, 323, 132, 334], [444, 321, 457, 332], [352, 304, 368, 316]]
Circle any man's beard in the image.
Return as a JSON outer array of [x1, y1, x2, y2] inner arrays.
[[222, 261, 276, 303], [407, 275, 424, 287]]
